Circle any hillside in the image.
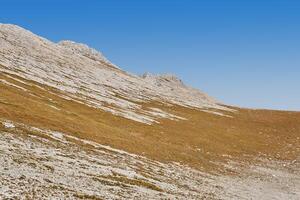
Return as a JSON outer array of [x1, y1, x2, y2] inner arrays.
[[0, 24, 299, 199]]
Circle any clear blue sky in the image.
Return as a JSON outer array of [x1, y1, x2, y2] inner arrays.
[[1, 0, 300, 110]]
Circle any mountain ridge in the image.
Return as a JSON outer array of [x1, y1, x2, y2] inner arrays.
[[0, 23, 299, 199], [0, 23, 232, 124]]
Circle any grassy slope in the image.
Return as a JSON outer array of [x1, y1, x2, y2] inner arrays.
[[1, 72, 299, 172]]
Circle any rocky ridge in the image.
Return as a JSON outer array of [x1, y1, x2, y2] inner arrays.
[[0, 23, 232, 124]]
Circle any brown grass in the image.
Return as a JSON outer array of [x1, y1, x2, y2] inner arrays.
[[0, 72, 299, 173]]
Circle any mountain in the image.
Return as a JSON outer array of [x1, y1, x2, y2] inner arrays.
[[0, 24, 299, 199]]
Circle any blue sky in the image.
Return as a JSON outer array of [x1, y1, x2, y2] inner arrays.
[[1, 0, 300, 110]]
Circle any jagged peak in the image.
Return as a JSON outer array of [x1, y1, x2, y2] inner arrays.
[[58, 40, 119, 69], [58, 40, 105, 59], [141, 72, 184, 85], [0, 23, 119, 69]]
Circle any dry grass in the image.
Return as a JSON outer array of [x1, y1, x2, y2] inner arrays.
[[1, 72, 299, 172]]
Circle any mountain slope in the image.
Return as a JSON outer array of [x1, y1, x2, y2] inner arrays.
[[0, 23, 231, 124], [0, 24, 300, 199]]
